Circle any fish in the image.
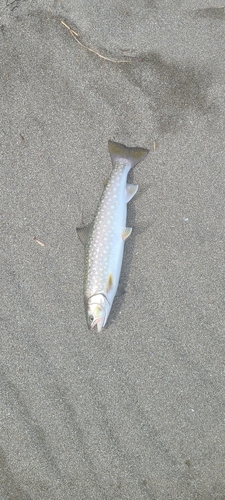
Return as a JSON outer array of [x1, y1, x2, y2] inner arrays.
[[77, 140, 149, 332]]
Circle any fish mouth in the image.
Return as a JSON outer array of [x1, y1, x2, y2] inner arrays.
[[87, 294, 110, 333], [90, 313, 107, 333], [90, 317, 101, 331]]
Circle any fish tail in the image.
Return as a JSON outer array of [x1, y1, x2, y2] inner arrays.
[[108, 140, 149, 169]]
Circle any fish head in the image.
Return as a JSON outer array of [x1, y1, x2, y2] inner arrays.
[[85, 294, 110, 333]]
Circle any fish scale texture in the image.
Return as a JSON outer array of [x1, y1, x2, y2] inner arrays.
[[85, 163, 130, 302]]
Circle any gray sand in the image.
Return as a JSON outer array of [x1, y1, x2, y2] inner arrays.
[[1, 1, 225, 499]]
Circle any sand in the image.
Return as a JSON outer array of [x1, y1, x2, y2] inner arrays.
[[1, 1, 224, 498]]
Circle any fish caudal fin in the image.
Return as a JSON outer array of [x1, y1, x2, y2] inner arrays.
[[108, 141, 149, 169]]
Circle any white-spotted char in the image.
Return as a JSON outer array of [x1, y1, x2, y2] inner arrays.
[[77, 141, 149, 332]]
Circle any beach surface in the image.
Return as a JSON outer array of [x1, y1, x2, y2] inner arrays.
[[1, 1, 225, 498]]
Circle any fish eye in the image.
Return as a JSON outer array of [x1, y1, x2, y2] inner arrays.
[[89, 315, 94, 323]]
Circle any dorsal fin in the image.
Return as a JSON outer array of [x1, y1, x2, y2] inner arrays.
[[76, 224, 92, 245]]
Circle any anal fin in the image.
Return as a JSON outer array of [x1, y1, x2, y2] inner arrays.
[[126, 184, 138, 202]]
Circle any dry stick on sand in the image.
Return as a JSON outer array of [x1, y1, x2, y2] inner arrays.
[[34, 237, 45, 247], [61, 20, 130, 63]]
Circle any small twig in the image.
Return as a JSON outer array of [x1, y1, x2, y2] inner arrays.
[[61, 20, 130, 64], [34, 237, 45, 247], [61, 20, 78, 36]]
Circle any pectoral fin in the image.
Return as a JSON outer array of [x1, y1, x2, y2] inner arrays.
[[126, 184, 138, 202], [106, 273, 114, 293], [121, 227, 132, 240]]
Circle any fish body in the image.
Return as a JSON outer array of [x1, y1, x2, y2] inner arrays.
[[77, 141, 149, 332]]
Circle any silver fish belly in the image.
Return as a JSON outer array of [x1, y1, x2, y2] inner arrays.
[[77, 141, 149, 332]]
